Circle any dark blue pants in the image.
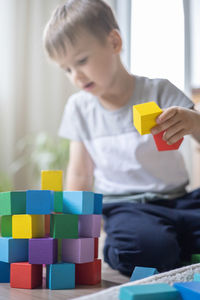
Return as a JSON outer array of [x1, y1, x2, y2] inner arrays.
[[102, 188, 200, 276]]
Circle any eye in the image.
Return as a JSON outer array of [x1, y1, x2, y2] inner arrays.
[[78, 57, 88, 65], [65, 68, 71, 74]]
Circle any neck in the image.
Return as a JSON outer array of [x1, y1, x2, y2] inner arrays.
[[99, 61, 134, 110]]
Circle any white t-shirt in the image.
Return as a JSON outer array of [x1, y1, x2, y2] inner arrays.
[[59, 75, 194, 203]]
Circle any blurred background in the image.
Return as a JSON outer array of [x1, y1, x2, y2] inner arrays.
[[0, 0, 200, 191]]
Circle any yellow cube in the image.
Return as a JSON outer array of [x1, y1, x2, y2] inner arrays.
[[133, 101, 163, 135], [12, 214, 45, 238], [41, 170, 63, 191]]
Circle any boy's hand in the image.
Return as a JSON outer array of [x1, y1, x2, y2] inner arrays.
[[151, 106, 200, 145]]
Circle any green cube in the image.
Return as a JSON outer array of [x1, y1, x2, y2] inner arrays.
[[191, 254, 200, 264], [54, 192, 63, 213], [50, 214, 78, 239], [1, 215, 12, 237], [0, 191, 26, 215]]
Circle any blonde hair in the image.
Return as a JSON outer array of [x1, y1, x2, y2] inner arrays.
[[43, 0, 119, 60]]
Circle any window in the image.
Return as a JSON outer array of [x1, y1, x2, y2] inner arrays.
[[131, 0, 184, 90]]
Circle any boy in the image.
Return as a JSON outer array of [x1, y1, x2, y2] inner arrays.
[[43, 0, 200, 276]]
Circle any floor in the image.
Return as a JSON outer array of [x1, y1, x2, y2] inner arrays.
[[0, 230, 128, 300]]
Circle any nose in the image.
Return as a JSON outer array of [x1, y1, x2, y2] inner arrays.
[[71, 68, 85, 85]]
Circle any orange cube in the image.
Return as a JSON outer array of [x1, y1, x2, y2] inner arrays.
[[10, 262, 42, 289]]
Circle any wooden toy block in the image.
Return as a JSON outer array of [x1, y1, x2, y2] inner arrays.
[[0, 261, 10, 283], [45, 215, 50, 236], [41, 170, 63, 191], [130, 266, 159, 282], [29, 237, 58, 264], [62, 238, 94, 263], [94, 238, 99, 258], [57, 239, 62, 262], [0, 237, 28, 263], [54, 191, 63, 213], [26, 190, 53, 214], [12, 214, 45, 238], [174, 281, 200, 299], [63, 191, 94, 215], [1, 215, 12, 237], [50, 214, 78, 239], [10, 262, 42, 289], [94, 193, 103, 214], [194, 273, 200, 281], [191, 254, 200, 264], [79, 215, 102, 237], [153, 131, 183, 151], [133, 101, 162, 135], [0, 191, 26, 215], [119, 283, 181, 300], [75, 259, 101, 285], [46, 263, 75, 290]]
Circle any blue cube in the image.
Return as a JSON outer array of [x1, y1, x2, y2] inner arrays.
[[0, 237, 28, 263], [0, 261, 10, 282], [46, 263, 75, 289], [130, 266, 158, 282], [174, 281, 200, 299], [26, 190, 53, 214], [63, 191, 94, 215], [119, 283, 181, 300], [94, 193, 103, 214]]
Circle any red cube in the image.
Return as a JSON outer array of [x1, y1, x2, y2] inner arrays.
[[75, 259, 101, 285], [153, 131, 183, 151], [10, 262, 42, 289]]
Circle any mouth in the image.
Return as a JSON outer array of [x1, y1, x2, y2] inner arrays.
[[83, 82, 95, 91]]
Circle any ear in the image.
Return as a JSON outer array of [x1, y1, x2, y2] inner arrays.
[[108, 29, 122, 54]]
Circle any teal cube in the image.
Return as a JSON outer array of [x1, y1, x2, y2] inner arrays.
[[54, 192, 63, 213], [63, 191, 94, 215], [194, 273, 200, 281], [119, 283, 181, 300], [46, 263, 75, 289], [0, 191, 26, 215]]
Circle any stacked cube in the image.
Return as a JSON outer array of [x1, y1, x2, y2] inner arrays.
[[0, 170, 103, 290]]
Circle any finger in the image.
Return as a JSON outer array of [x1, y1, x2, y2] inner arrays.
[[151, 118, 180, 135], [164, 129, 185, 145], [162, 121, 184, 141], [156, 107, 178, 124]]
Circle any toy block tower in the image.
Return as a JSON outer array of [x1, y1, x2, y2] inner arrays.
[[133, 101, 183, 151], [0, 170, 103, 290]]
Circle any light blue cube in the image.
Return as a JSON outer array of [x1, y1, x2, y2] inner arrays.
[[194, 273, 200, 281], [174, 281, 200, 299], [94, 193, 103, 214], [46, 263, 75, 289], [63, 191, 94, 215], [130, 266, 158, 282], [26, 190, 53, 214], [119, 283, 181, 300], [0, 261, 10, 282], [0, 237, 28, 263]]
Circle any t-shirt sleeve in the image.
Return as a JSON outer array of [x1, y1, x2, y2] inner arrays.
[[158, 79, 194, 110], [58, 95, 82, 141]]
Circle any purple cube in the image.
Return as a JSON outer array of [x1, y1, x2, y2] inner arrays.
[[62, 238, 94, 263], [29, 238, 58, 264], [79, 215, 101, 237]]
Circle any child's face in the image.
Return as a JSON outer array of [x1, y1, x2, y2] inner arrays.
[[57, 30, 120, 97]]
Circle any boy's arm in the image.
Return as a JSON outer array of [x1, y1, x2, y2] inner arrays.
[[65, 140, 94, 191]]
